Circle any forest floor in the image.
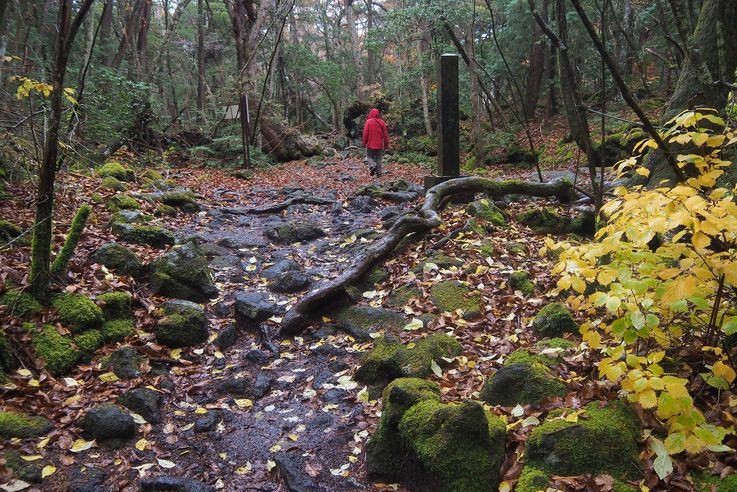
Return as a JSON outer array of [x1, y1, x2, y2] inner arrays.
[[0, 147, 721, 492]]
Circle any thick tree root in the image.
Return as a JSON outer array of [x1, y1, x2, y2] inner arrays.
[[220, 196, 334, 215], [279, 177, 575, 335]]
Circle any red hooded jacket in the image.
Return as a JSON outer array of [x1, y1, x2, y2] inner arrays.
[[362, 108, 390, 150]]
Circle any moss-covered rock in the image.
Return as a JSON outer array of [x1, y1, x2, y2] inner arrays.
[[356, 334, 463, 396], [140, 169, 163, 181], [5, 450, 42, 483], [159, 191, 200, 212], [0, 411, 53, 438], [154, 299, 208, 347], [97, 291, 132, 320], [0, 219, 23, 244], [109, 194, 140, 211], [505, 349, 557, 366], [366, 378, 441, 479], [52, 293, 104, 333], [332, 305, 406, 341], [101, 346, 144, 380], [97, 161, 135, 182], [352, 265, 389, 292], [398, 400, 506, 492], [467, 199, 506, 227], [515, 467, 550, 492], [102, 176, 127, 192], [0, 288, 42, 318], [532, 302, 578, 337], [32, 325, 81, 375], [525, 401, 641, 479], [91, 243, 143, 277], [101, 319, 135, 343], [386, 284, 422, 308], [517, 208, 568, 234], [264, 221, 326, 244], [429, 280, 481, 320], [156, 204, 177, 216], [149, 242, 217, 301], [508, 242, 527, 255], [509, 271, 535, 296], [74, 329, 104, 357], [118, 224, 175, 247], [536, 337, 575, 350], [480, 363, 566, 406]]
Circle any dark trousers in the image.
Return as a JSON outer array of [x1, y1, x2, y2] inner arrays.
[[366, 148, 384, 175]]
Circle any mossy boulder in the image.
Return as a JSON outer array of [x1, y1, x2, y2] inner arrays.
[[5, 450, 42, 483], [101, 319, 135, 343], [117, 224, 175, 248], [74, 329, 105, 357], [366, 378, 441, 479], [150, 242, 217, 301], [97, 291, 132, 320], [536, 337, 575, 350], [265, 221, 326, 244], [109, 194, 140, 211], [398, 400, 507, 492], [91, 243, 143, 277], [154, 299, 208, 347], [0, 411, 53, 438], [78, 404, 136, 447], [0, 219, 23, 243], [157, 204, 177, 216], [517, 207, 568, 234], [101, 346, 144, 380], [140, 169, 163, 181], [52, 293, 104, 333], [386, 284, 422, 308], [532, 302, 578, 337], [32, 325, 81, 375], [332, 305, 407, 341], [356, 334, 463, 396], [505, 349, 558, 366], [352, 265, 389, 291], [525, 401, 641, 479], [429, 280, 481, 320], [159, 191, 200, 212], [0, 288, 42, 318], [467, 199, 506, 227], [97, 161, 135, 182], [102, 176, 127, 192], [509, 271, 535, 296], [479, 363, 566, 406], [515, 467, 550, 492]]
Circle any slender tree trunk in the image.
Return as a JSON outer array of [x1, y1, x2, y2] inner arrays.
[[345, 0, 364, 97], [524, 0, 547, 118], [365, 0, 376, 86], [417, 37, 433, 137], [136, 0, 152, 76], [98, 0, 113, 62], [197, 0, 205, 124]]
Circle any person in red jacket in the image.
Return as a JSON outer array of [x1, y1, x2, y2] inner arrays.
[[362, 108, 390, 177]]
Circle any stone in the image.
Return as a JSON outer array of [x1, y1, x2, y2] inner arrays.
[[429, 280, 482, 320], [52, 293, 104, 333], [217, 377, 251, 396], [253, 373, 273, 398], [321, 388, 348, 403], [0, 220, 22, 243], [348, 195, 377, 212], [274, 452, 322, 492], [517, 208, 569, 234], [467, 199, 506, 226], [91, 243, 143, 277], [216, 234, 267, 249], [96, 291, 133, 320], [244, 349, 271, 365], [118, 388, 162, 423], [78, 404, 135, 446], [194, 410, 221, 433], [67, 466, 107, 492], [109, 194, 140, 211], [332, 305, 407, 341], [480, 363, 566, 406], [101, 346, 144, 380], [386, 284, 422, 308], [532, 302, 578, 337], [117, 224, 175, 247], [213, 325, 237, 350], [524, 401, 641, 480], [234, 292, 278, 326], [140, 476, 215, 492], [97, 161, 136, 181], [5, 450, 42, 483], [150, 242, 218, 302], [356, 334, 463, 397], [509, 271, 535, 296], [261, 259, 301, 279], [101, 319, 135, 343], [264, 221, 326, 244], [269, 270, 310, 293], [0, 411, 53, 438], [154, 300, 208, 348], [32, 325, 81, 375]]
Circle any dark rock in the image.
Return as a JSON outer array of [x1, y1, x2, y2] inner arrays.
[[274, 452, 324, 492], [154, 300, 208, 348], [253, 373, 273, 398], [217, 377, 251, 396], [150, 242, 218, 302], [213, 324, 237, 350], [5, 450, 42, 483], [117, 224, 176, 248], [308, 413, 334, 428], [314, 343, 346, 358], [67, 466, 107, 492], [216, 235, 267, 249], [261, 259, 300, 280], [264, 222, 326, 244], [140, 476, 215, 492], [211, 300, 231, 318], [532, 303, 578, 337], [321, 388, 348, 403], [348, 195, 377, 212], [91, 243, 143, 277], [312, 369, 334, 390], [101, 346, 144, 380], [194, 410, 221, 433], [118, 388, 162, 424], [332, 305, 406, 341], [311, 324, 338, 339], [467, 199, 507, 226], [78, 404, 135, 445], [480, 363, 566, 406], [269, 270, 310, 293], [234, 292, 278, 326], [244, 349, 271, 365], [330, 202, 344, 215], [197, 242, 230, 258]]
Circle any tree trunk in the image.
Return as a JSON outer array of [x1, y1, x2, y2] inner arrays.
[[197, 0, 205, 124], [345, 0, 364, 97], [365, 0, 376, 86], [417, 37, 433, 137], [524, 0, 547, 118]]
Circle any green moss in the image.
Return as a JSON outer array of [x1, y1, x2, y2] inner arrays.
[[32, 325, 81, 375], [156, 204, 177, 216], [120, 225, 175, 247], [0, 411, 53, 438], [386, 284, 421, 308], [467, 199, 506, 227], [536, 337, 574, 350], [5, 450, 42, 483], [693, 472, 737, 492], [92, 243, 143, 277], [411, 254, 463, 273], [50, 205, 91, 277], [97, 291, 132, 320], [508, 242, 526, 255], [154, 309, 207, 347], [505, 349, 556, 366], [109, 195, 140, 211], [101, 319, 135, 343], [525, 401, 641, 479], [517, 208, 568, 234], [0, 288, 42, 318], [480, 363, 566, 406], [140, 169, 163, 181], [398, 400, 506, 492], [97, 161, 135, 181], [149, 242, 217, 301], [356, 334, 463, 396], [515, 467, 550, 492], [0, 219, 23, 243], [74, 329, 104, 356], [159, 191, 199, 211], [91, 192, 104, 203], [429, 280, 481, 319], [509, 271, 535, 296], [532, 302, 578, 337], [102, 176, 126, 191], [52, 293, 103, 333]]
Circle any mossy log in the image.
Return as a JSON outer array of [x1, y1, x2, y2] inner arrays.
[[50, 205, 91, 278], [280, 177, 575, 335]]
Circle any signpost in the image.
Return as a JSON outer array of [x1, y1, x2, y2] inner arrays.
[[425, 53, 461, 191]]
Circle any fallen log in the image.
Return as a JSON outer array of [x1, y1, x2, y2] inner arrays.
[[280, 177, 576, 335]]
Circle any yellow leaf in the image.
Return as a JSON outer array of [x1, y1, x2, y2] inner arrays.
[[571, 276, 586, 294], [170, 348, 182, 360], [637, 389, 657, 409], [135, 438, 149, 451], [234, 399, 253, 409], [98, 372, 119, 382], [691, 231, 711, 250], [636, 167, 650, 177], [266, 459, 277, 471], [194, 407, 208, 414], [20, 455, 42, 461], [684, 434, 704, 454], [70, 439, 95, 453], [713, 361, 736, 384], [41, 464, 56, 478], [235, 462, 252, 475]]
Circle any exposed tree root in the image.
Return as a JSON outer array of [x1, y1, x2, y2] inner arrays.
[[280, 177, 576, 335], [220, 195, 334, 215]]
